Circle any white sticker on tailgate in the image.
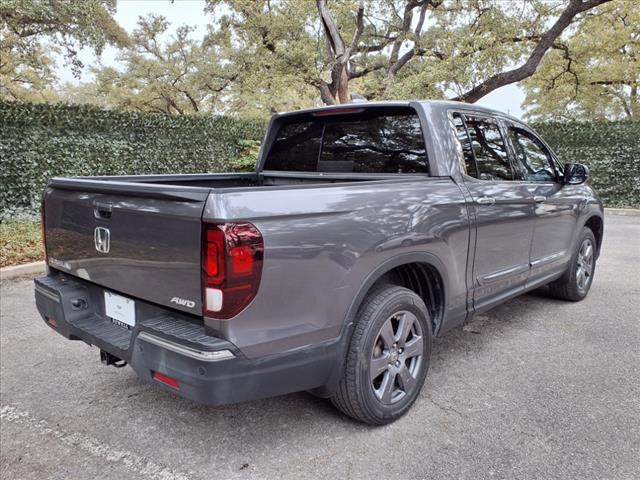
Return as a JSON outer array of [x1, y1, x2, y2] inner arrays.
[[104, 291, 136, 327]]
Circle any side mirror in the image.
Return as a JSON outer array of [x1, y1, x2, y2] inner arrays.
[[563, 163, 589, 185]]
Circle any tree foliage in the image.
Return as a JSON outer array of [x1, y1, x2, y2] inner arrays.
[[204, 0, 321, 116], [202, 0, 613, 115], [0, 0, 128, 102], [523, 0, 639, 120], [63, 14, 236, 114], [2, 0, 636, 121]]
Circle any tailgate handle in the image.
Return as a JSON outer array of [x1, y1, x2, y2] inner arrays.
[[94, 201, 113, 220]]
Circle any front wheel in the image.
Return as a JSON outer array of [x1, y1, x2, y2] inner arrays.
[[331, 285, 432, 425], [548, 227, 597, 301]]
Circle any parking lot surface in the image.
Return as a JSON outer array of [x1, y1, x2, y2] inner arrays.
[[1, 213, 639, 480]]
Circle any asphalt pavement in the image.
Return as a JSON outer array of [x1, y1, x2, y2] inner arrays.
[[1, 213, 638, 480]]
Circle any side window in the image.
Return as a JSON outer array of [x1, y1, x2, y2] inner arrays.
[[463, 115, 513, 181], [507, 127, 556, 182], [451, 113, 478, 178]]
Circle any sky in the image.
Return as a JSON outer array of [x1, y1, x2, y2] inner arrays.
[[58, 0, 526, 118]]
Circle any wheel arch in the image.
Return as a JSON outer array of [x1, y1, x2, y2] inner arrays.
[[583, 214, 604, 258], [343, 253, 449, 336]]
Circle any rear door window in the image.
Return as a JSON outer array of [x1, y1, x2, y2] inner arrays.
[[451, 113, 478, 178], [264, 108, 429, 174], [461, 115, 513, 181]]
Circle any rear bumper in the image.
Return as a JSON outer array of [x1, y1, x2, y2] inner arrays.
[[34, 273, 341, 405]]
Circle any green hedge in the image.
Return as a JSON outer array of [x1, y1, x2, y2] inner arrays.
[[1, 101, 638, 220], [0, 101, 265, 219], [532, 121, 639, 208]]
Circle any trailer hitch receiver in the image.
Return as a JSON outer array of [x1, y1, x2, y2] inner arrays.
[[100, 350, 127, 368]]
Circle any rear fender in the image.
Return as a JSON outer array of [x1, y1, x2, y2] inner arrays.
[[311, 252, 448, 397]]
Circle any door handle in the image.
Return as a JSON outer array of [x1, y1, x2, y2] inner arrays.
[[93, 201, 112, 220], [476, 196, 496, 205], [533, 196, 546, 203]]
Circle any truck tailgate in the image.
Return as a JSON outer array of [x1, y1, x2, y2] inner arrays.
[[43, 179, 209, 315]]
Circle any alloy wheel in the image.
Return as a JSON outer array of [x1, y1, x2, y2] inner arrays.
[[576, 238, 594, 294], [370, 310, 424, 405]]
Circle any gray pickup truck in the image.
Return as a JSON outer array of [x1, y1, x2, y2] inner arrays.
[[35, 101, 603, 424]]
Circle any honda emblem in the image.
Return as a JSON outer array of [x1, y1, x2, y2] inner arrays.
[[94, 227, 110, 253]]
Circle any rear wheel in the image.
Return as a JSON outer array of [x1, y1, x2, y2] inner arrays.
[[331, 285, 432, 425], [548, 227, 597, 301]]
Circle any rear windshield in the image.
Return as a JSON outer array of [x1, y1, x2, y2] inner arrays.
[[263, 107, 429, 174]]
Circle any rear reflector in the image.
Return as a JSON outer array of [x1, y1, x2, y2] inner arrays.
[[46, 317, 57, 328], [153, 371, 180, 389]]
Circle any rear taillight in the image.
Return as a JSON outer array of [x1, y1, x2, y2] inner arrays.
[[40, 198, 48, 264], [202, 222, 264, 319]]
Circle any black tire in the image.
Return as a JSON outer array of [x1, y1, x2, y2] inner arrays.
[[548, 227, 597, 301], [331, 285, 432, 425]]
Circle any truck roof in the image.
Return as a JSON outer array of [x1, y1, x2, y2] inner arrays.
[[276, 99, 522, 124]]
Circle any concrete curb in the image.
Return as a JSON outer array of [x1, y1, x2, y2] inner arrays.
[[1, 261, 46, 281], [604, 208, 640, 216]]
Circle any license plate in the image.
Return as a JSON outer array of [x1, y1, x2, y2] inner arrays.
[[104, 291, 136, 328]]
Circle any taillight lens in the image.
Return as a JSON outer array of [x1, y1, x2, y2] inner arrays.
[[41, 197, 48, 264], [202, 222, 264, 319]]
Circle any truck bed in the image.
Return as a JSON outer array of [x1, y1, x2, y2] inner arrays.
[[43, 171, 425, 318]]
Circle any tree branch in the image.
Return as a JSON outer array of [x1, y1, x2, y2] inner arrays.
[[454, 0, 612, 103], [357, 41, 396, 53], [348, 4, 365, 55], [349, 62, 387, 79], [316, 0, 345, 57], [309, 78, 337, 105], [606, 87, 632, 118], [316, 0, 358, 103], [388, 2, 432, 77], [179, 88, 199, 112], [388, 0, 418, 69], [319, 81, 337, 105]]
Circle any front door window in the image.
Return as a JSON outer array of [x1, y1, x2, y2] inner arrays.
[[507, 127, 556, 182]]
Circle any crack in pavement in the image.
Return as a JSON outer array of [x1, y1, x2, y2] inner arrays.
[[424, 395, 465, 418], [424, 395, 591, 456]]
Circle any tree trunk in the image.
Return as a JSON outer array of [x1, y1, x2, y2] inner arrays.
[[337, 67, 349, 103], [316, 0, 363, 105]]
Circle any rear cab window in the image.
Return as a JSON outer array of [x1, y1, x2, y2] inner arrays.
[[263, 107, 429, 174]]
